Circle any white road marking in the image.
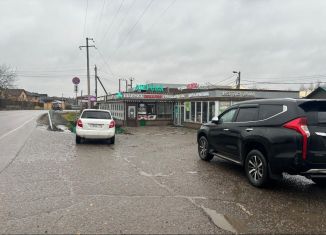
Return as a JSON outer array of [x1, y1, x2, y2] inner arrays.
[[0, 116, 36, 141]]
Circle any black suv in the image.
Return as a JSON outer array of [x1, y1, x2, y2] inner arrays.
[[197, 98, 326, 187]]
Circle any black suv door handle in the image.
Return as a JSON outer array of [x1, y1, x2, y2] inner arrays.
[[246, 128, 253, 132]]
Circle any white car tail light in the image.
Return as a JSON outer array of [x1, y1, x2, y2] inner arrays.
[[77, 119, 83, 128], [109, 120, 115, 128]]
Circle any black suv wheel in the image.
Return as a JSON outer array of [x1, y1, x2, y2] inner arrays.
[[198, 136, 214, 161], [245, 150, 269, 187]]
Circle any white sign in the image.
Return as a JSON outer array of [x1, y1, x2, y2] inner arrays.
[[221, 91, 255, 97]]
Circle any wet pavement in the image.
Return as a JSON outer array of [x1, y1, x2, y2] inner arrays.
[[1, 119, 326, 234]]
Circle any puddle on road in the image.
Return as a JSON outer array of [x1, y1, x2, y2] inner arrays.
[[202, 206, 248, 234]]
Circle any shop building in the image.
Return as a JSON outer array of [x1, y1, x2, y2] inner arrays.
[[98, 86, 299, 128]]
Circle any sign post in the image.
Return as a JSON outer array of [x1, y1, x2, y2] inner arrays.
[[72, 77, 80, 105]]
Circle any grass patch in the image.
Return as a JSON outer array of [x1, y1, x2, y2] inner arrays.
[[62, 112, 80, 133]]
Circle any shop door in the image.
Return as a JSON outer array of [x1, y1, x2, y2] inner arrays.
[[174, 103, 183, 126], [126, 104, 137, 127], [181, 106, 185, 125]]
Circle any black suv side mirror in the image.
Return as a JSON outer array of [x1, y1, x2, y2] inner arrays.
[[212, 116, 219, 124]]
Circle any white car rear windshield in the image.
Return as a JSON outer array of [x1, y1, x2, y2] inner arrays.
[[81, 111, 111, 119]]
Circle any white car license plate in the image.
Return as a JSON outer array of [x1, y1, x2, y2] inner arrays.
[[90, 124, 103, 128]]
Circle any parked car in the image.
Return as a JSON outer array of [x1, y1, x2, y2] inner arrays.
[[197, 98, 326, 187], [76, 109, 115, 144], [52, 101, 62, 110]]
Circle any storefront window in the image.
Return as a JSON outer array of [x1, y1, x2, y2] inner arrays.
[[219, 101, 231, 115], [202, 102, 208, 123], [196, 102, 202, 123], [209, 102, 215, 121], [191, 102, 196, 122], [146, 103, 156, 115], [157, 103, 172, 119]]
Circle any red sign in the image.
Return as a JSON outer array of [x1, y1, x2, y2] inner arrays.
[[187, 83, 199, 89], [72, 77, 80, 85], [143, 94, 163, 99]]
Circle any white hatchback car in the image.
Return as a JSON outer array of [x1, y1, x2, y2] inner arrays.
[[76, 109, 115, 144]]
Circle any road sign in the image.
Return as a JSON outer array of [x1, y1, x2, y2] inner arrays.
[[72, 77, 80, 85]]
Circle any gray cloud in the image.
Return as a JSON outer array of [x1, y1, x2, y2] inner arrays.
[[1, 0, 326, 96]]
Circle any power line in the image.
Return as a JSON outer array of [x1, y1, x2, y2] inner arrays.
[[109, 0, 176, 77], [110, 0, 154, 57], [145, 0, 176, 32], [96, 48, 116, 76], [16, 74, 87, 78], [242, 80, 326, 85], [83, 0, 89, 38], [94, 0, 108, 39], [107, 0, 137, 42], [99, 0, 125, 44], [213, 74, 236, 85], [244, 73, 326, 80], [17, 68, 85, 73]]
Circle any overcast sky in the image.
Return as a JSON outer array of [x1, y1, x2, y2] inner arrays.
[[1, 0, 326, 97]]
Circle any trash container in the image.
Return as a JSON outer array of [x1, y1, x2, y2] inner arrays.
[[139, 119, 146, 127]]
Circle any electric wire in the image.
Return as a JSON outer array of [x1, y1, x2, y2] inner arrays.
[[110, 0, 154, 57], [94, 0, 108, 40], [107, 0, 137, 42], [83, 0, 89, 38], [96, 48, 115, 76], [144, 0, 176, 33], [99, 0, 125, 45], [242, 80, 326, 85]]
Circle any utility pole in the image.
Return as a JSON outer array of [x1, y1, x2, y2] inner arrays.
[[79, 37, 96, 108], [125, 79, 128, 92], [80, 90, 83, 110], [118, 78, 121, 92], [97, 75, 109, 95], [233, 71, 241, 89], [94, 65, 98, 99]]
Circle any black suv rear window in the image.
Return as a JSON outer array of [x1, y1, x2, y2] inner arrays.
[[81, 111, 111, 119], [259, 104, 283, 120], [236, 107, 258, 122], [299, 101, 326, 125]]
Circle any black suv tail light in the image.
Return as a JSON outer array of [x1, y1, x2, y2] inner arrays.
[[283, 117, 310, 160]]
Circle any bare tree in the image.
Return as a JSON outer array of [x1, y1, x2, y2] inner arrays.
[[0, 65, 16, 91]]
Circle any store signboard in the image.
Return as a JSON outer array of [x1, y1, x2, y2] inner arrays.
[[122, 93, 175, 99], [186, 83, 199, 89], [221, 91, 256, 97], [134, 84, 164, 92], [187, 92, 210, 98], [116, 92, 124, 99]]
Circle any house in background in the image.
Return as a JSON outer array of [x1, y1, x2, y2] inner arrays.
[[306, 86, 326, 99], [26, 92, 48, 103], [2, 89, 28, 101]]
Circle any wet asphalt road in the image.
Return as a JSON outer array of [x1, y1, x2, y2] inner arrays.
[[1, 115, 326, 234], [0, 110, 45, 173]]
